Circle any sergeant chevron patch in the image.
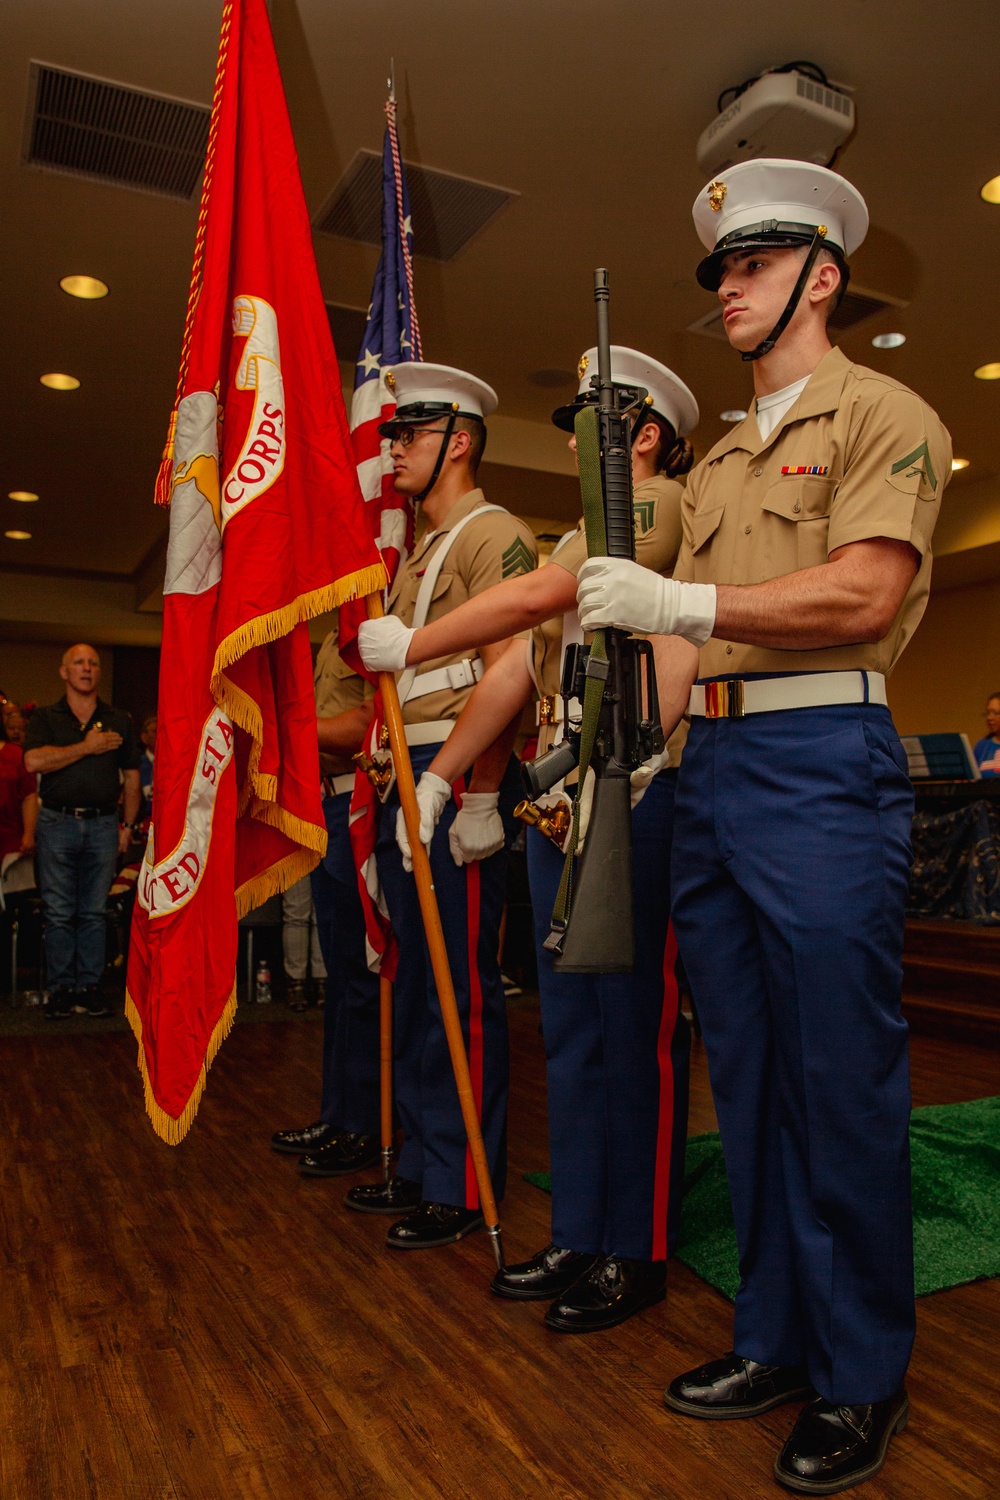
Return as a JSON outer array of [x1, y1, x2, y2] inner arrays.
[[502, 536, 534, 579]]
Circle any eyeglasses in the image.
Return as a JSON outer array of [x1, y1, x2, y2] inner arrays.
[[391, 425, 451, 449]]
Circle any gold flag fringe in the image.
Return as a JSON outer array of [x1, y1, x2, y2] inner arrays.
[[125, 984, 237, 1145], [210, 568, 386, 701], [235, 845, 318, 918]]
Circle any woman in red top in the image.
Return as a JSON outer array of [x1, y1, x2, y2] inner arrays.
[[0, 715, 37, 865]]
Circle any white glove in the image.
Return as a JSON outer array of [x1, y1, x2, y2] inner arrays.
[[448, 792, 505, 866], [576, 557, 717, 646], [358, 615, 415, 673], [396, 771, 451, 872], [630, 747, 670, 809]]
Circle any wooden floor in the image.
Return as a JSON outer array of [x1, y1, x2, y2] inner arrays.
[[1, 1001, 998, 1499]]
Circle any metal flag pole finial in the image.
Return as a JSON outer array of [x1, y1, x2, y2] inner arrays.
[[387, 57, 396, 102]]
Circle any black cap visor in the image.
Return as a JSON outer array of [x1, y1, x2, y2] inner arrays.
[[378, 400, 485, 440], [551, 385, 656, 433], [695, 222, 837, 291]]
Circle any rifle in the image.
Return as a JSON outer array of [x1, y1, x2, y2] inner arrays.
[[523, 269, 664, 972]]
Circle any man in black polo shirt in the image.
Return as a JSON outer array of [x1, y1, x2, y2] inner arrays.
[[24, 644, 141, 1017]]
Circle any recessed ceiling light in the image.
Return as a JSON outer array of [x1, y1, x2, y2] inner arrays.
[[980, 176, 1000, 204], [8, 490, 39, 502], [951, 458, 970, 471], [974, 363, 1000, 380], [40, 373, 80, 391], [59, 274, 109, 300], [720, 409, 747, 422], [872, 332, 906, 349], [5, 530, 31, 541]]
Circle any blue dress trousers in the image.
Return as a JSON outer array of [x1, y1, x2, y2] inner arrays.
[[670, 695, 915, 1406], [528, 770, 691, 1262]]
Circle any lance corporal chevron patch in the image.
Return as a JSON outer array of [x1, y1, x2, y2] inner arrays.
[[888, 440, 938, 500], [502, 536, 534, 579]]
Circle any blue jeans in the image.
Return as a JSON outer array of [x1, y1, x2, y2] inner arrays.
[[36, 808, 118, 990]]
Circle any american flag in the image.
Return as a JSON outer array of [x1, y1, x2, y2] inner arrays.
[[344, 90, 423, 975], [349, 91, 422, 587]]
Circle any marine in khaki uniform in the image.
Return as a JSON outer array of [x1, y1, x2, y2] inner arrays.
[[344, 362, 538, 1249], [576, 160, 951, 1494], [361, 349, 698, 1331], [270, 623, 384, 1177]]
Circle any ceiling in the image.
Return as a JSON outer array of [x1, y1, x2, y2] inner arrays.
[[1, 0, 999, 606]]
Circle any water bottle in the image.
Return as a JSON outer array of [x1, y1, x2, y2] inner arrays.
[[254, 959, 272, 1005]]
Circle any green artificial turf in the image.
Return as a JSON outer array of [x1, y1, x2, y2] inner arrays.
[[525, 1095, 1000, 1301]]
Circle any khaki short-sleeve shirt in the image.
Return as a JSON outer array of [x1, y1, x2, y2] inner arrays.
[[673, 346, 952, 679], [388, 487, 538, 726], [531, 473, 689, 765], [314, 622, 372, 778]]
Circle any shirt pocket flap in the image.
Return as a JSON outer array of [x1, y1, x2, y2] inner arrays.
[[430, 569, 455, 603], [761, 477, 835, 522], [690, 503, 726, 553]]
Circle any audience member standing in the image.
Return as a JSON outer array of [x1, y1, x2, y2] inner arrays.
[[281, 872, 327, 1009], [23, 644, 141, 1017], [0, 715, 37, 868], [139, 714, 156, 820], [973, 692, 1000, 776]]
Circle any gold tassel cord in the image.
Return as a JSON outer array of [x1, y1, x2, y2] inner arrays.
[[154, 0, 236, 507], [125, 984, 237, 1145]]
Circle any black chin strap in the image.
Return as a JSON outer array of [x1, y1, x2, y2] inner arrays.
[[413, 408, 459, 501], [742, 231, 825, 362]]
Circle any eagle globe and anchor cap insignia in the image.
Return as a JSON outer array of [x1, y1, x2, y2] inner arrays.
[[708, 180, 727, 212], [578, 353, 590, 381]]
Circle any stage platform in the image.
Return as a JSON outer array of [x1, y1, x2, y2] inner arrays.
[[0, 998, 997, 1497], [904, 919, 1000, 1043]]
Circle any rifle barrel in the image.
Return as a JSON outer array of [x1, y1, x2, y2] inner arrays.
[[593, 268, 614, 411]]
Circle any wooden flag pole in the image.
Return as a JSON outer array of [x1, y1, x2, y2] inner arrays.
[[379, 976, 394, 1184], [366, 593, 505, 1270]]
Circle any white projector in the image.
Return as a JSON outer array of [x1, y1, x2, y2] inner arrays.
[[696, 70, 855, 177]]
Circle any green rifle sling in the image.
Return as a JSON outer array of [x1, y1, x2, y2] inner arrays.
[[551, 403, 608, 932]]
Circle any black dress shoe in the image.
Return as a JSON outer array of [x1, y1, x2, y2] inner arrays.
[[544, 1255, 666, 1333], [344, 1176, 422, 1215], [270, 1121, 340, 1156], [286, 982, 308, 1012], [490, 1243, 598, 1301], [299, 1133, 381, 1177], [44, 988, 72, 1020], [71, 986, 109, 1017], [665, 1352, 814, 1419], [774, 1391, 909, 1494], [386, 1202, 484, 1249]]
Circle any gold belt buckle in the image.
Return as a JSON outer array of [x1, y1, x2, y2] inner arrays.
[[538, 694, 556, 726], [704, 680, 746, 719]]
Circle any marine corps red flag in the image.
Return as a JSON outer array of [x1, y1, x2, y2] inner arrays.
[[126, 0, 385, 1143]]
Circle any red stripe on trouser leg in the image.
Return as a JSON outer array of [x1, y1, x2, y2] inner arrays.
[[453, 779, 486, 1211], [650, 921, 680, 1260], [464, 858, 484, 1209]]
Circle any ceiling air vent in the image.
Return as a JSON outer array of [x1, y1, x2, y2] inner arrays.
[[314, 150, 517, 262], [23, 62, 210, 199], [687, 285, 907, 341]]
